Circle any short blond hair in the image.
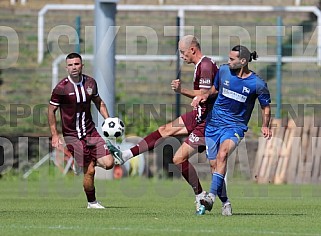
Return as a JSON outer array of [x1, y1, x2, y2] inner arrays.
[[180, 35, 201, 50]]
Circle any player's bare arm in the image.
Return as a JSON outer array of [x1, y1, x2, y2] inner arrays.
[[261, 105, 272, 139], [171, 79, 210, 99], [48, 103, 62, 148], [92, 95, 109, 119]]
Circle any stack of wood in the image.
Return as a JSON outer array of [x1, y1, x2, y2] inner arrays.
[[253, 117, 321, 184]]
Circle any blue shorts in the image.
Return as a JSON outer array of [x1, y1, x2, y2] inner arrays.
[[205, 127, 244, 160]]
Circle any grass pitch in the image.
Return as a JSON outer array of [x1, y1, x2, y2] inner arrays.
[[0, 175, 321, 236]]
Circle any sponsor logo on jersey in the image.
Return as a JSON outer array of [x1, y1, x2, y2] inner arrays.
[[200, 78, 211, 85], [189, 132, 200, 143], [69, 92, 75, 95], [242, 86, 250, 94], [222, 88, 247, 102]]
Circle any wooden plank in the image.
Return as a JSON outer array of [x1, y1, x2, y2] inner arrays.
[[285, 120, 303, 184], [303, 118, 318, 183], [274, 119, 293, 184], [252, 136, 268, 182], [285, 136, 300, 183], [274, 119, 298, 184], [296, 117, 311, 183], [312, 129, 321, 183], [267, 119, 285, 183], [259, 138, 273, 183], [256, 137, 269, 183], [255, 119, 282, 183]]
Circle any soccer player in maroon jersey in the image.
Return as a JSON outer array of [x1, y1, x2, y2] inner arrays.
[[107, 35, 231, 215], [48, 52, 115, 209]]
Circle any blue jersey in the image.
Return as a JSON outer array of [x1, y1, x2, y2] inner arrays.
[[206, 64, 271, 132]]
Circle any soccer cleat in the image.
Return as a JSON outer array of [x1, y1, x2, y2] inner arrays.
[[87, 201, 105, 209], [106, 139, 125, 165], [221, 202, 232, 216], [200, 193, 214, 212], [195, 191, 207, 215]]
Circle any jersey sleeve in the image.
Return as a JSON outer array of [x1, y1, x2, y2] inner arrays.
[[49, 85, 62, 106], [257, 81, 271, 107], [92, 79, 99, 97], [199, 60, 216, 89]]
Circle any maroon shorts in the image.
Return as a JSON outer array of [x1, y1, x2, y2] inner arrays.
[[64, 129, 109, 167], [181, 110, 206, 153]]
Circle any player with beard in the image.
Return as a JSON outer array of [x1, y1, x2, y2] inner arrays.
[[48, 52, 115, 209], [192, 45, 272, 216]]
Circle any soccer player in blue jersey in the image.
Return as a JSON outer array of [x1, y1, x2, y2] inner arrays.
[[192, 45, 272, 216]]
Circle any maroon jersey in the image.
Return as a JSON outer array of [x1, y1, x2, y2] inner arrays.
[[49, 75, 99, 139], [193, 56, 218, 122], [181, 56, 218, 151]]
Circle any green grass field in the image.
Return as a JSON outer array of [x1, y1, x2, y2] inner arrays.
[[1, 175, 321, 236]]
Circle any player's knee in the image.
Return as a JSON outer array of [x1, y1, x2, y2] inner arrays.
[[158, 125, 167, 136], [85, 165, 95, 176], [158, 122, 176, 137], [97, 155, 114, 170], [172, 155, 188, 165], [209, 160, 217, 170], [217, 150, 228, 162]]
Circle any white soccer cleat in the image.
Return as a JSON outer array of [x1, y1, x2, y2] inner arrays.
[[221, 202, 232, 216], [87, 201, 105, 209]]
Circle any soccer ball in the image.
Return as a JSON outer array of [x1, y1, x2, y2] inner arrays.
[[101, 117, 125, 138]]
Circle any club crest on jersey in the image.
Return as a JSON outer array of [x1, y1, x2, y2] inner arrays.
[[242, 86, 250, 94], [86, 87, 93, 95], [223, 80, 229, 86]]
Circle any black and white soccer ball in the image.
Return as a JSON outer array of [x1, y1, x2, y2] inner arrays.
[[102, 117, 125, 138]]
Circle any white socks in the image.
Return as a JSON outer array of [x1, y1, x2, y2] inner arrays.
[[122, 149, 134, 162]]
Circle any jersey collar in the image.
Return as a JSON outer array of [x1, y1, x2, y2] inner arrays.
[[195, 56, 205, 69], [68, 75, 84, 85]]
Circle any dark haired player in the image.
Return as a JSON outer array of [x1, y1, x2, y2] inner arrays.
[[48, 52, 115, 208], [107, 35, 231, 215], [192, 45, 272, 215]]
